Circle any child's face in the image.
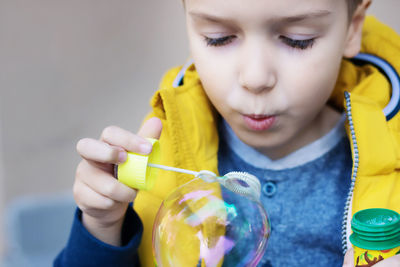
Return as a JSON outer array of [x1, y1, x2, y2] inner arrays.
[[185, 0, 359, 158]]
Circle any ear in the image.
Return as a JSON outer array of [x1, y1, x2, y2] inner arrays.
[[343, 0, 372, 58]]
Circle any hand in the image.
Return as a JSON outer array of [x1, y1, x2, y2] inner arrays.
[[342, 247, 354, 267], [373, 254, 400, 266], [342, 247, 400, 267], [73, 117, 162, 246]]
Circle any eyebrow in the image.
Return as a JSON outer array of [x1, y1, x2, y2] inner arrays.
[[277, 10, 332, 23], [189, 10, 332, 24], [189, 11, 235, 24]]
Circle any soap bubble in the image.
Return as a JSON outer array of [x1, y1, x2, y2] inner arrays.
[[152, 177, 270, 267]]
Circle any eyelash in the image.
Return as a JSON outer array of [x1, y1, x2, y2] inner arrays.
[[204, 35, 315, 50], [279, 36, 315, 50], [204, 36, 235, 47]]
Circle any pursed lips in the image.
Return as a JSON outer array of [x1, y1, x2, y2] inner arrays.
[[242, 113, 276, 131]]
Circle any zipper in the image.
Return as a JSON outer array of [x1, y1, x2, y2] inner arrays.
[[341, 91, 359, 254]]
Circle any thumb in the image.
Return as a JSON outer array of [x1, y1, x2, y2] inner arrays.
[[137, 117, 163, 140], [342, 247, 354, 267]]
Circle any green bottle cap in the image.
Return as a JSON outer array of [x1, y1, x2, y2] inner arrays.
[[350, 208, 400, 250]]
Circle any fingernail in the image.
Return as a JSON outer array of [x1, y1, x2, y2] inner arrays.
[[118, 151, 127, 163], [140, 143, 152, 154]]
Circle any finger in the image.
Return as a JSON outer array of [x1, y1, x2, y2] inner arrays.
[[78, 161, 137, 203], [100, 125, 152, 154], [137, 117, 163, 140], [77, 138, 126, 164], [73, 179, 116, 212], [342, 247, 354, 267]]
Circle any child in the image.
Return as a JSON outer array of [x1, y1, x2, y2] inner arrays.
[[55, 0, 400, 266]]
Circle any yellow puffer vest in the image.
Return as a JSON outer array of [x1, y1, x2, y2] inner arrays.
[[133, 16, 400, 266]]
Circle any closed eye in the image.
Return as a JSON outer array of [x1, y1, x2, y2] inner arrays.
[[204, 36, 236, 47], [279, 36, 315, 50]]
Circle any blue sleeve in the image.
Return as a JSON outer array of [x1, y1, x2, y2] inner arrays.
[[54, 204, 143, 267]]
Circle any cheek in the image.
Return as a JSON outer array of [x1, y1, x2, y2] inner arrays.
[[190, 45, 236, 108], [283, 57, 340, 111], [193, 51, 236, 85], [194, 59, 229, 111], [282, 27, 345, 99], [296, 35, 346, 101]]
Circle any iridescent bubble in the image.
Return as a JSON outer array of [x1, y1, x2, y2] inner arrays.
[[152, 177, 270, 267]]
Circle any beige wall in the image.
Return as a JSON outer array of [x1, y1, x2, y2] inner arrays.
[[368, 0, 400, 31], [0, 116, 4, 256], [0, 0, 187, 203], [0, 0, 188, 258], [0, 0, 399, 256]]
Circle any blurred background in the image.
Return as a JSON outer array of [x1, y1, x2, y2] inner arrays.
[[0, 0, 399, 266]]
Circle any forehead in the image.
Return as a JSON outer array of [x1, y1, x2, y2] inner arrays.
[[185, 0, 344, 20]]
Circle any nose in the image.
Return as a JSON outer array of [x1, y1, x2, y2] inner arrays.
[[238, 41, 277, 93]]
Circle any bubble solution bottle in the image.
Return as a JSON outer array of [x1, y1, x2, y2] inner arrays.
[[350, 208, 400, 267]]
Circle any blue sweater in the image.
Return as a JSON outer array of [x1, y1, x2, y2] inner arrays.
[[54, 205, 142, 267]]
